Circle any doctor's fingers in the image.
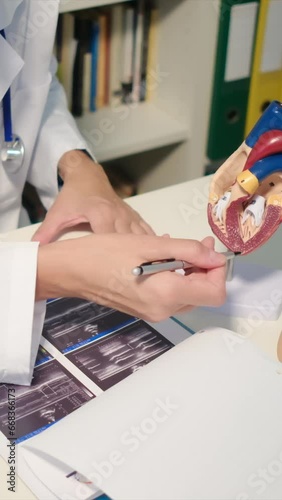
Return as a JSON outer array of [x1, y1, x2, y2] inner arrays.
[[88, 207, 155, 235], [139, 270, 225, 321], [32, 211, 87, 244], [115, 207, 155, 235], [111, 203, 155, 235], [174, 270, 226, 308], [32, 215, 65, 244], [139, 219, 155, 235], [200, 236, 216, 250]]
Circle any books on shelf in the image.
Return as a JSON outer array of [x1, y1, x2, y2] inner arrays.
[[131, 0, 145, 102], [55, 0, 159, 117], [109, 4, 124, 107], [55, 13, 77, 109], [90, 20, 99, 112], [70, 13, 93, 116], [145, 3, 158, 101], [96, 12, 108, 109], [120, 4, 135, 104]]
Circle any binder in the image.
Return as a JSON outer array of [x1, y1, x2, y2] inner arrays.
[[207, 0, 259, 161], [57, 13, 76, 110], [90, 20, 99, 112], [145, 3, 158, 101], [131, 0, 145, 103], [120, 5, 135, 104], [71, 14, 92, 117], [96, 13, 109, 109], [245, 0, 282, 134], [109, 4, 124, 107]]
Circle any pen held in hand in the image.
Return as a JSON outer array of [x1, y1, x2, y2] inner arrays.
[[132, 251, 238, 277]]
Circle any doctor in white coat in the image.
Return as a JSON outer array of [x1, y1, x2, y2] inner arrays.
[[0, 0, 227, 386]]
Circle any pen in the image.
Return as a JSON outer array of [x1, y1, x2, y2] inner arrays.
[[131, 250, 238, 276]]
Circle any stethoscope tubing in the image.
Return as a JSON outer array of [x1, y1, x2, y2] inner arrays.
[[0, 29, 13, 143], [0, 28, 25, 171]]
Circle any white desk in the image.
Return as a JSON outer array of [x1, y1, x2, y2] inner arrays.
[[1, 175, 282, 499], [3, 175, 282, 359]]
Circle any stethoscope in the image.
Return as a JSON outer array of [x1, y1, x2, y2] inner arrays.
[[0, 29, 25, 171]]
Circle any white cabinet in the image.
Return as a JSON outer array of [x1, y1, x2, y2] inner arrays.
[[59, 0, 220, 192]]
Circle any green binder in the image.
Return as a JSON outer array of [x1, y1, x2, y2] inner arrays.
[[207, 0, 259, 161]]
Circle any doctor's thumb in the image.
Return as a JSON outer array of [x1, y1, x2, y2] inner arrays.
[[31, 216, 63, 245]]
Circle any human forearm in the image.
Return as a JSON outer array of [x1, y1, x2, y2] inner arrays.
[[35, 234, 227, 322], [36, 238, 91, 301]]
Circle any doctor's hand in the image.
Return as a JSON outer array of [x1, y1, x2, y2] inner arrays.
[[36, 234, 227, 322], [32, 150, 154, 244]]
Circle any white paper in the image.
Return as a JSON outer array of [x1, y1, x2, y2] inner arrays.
[[0, 297, 192, 499], [21, 328, 282, 500], [203, 260, 282, 320]]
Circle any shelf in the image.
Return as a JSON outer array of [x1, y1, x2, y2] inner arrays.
[[75, 102, 189, 163], [59, 0, 130, 13], [57, 0, 218, 190]]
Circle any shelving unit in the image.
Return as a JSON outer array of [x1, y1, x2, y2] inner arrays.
[[59, 0, 130, 14], [59, 0, 220, 192], [76, 102, 189, 163]]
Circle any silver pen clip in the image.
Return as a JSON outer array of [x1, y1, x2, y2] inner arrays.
[[224, 250, 237, 282]]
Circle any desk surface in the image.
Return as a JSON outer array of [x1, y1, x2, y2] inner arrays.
[[4, 175, 282, 358], [1, 176, 282, 499]]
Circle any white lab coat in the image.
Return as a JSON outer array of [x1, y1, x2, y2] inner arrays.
[[0, 0, 89, 384]]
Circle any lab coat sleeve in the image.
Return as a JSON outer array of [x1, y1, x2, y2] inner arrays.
[[0, 242, 46, 385], [27, 57, 94, 210]]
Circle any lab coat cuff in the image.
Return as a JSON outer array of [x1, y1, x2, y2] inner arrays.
[[0, 242, 46, 385], [77, 148, 98, 164]]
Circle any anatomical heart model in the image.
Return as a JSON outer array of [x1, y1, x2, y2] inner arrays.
[[208, 101, 282, 255]]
